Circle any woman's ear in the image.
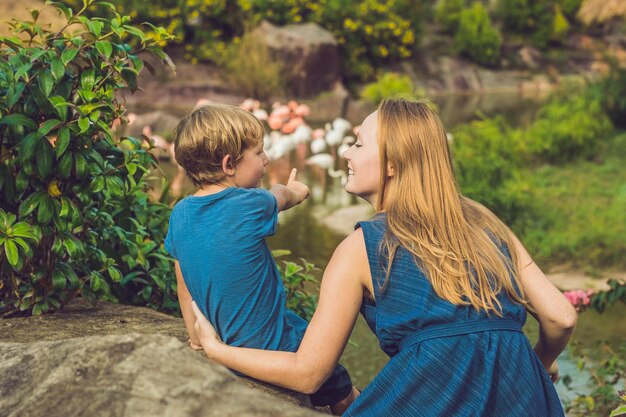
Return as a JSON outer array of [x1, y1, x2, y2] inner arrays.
[[221, 154, 236, 176], [386, 162, 395, 177]]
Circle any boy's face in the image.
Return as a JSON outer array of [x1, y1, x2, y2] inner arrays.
[[233, 141, 269, 188]]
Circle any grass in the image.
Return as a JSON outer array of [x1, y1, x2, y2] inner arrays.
[[520, 131, 626, 270]]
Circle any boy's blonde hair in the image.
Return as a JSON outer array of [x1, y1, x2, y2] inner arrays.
[[173, 103, 264, 187]]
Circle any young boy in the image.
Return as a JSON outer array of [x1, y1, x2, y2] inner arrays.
[[165, 103, 357, 414]]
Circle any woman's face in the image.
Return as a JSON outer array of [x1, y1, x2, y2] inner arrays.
[[343, 111, 381, 206]]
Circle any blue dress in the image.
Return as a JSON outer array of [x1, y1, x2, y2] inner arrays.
[[344, 214, 565, 417]]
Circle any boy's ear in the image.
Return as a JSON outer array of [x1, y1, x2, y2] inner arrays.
[[221, 154, 236, 176]]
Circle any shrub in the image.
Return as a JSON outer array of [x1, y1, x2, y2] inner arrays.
[[455, 2, 502, 66], [216, 31, 285, 101], [589, 60, 626, 129], [63, 0, 432, 82], [274, 250, 319, 321], [495, 0, 570, 48], [451, 116, 532, 225], [435, 0, 466, 34], [361, 73, 415, 105], [0, 1, 178, 316], [525, 88, 613, 163]]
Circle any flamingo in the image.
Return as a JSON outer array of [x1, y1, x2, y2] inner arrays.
[[305, 153, 347, 185]]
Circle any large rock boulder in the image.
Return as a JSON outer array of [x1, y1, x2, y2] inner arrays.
[[0, 298, 325, 416], [0, 333, 324, 417], [253, 21, 342, 97]]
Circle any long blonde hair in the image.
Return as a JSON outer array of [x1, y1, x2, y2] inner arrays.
[[376, 98, 526, 315]]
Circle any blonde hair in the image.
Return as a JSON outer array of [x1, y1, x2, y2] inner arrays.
[[173, 103, 264, 187], [376, 97, 526, 315]]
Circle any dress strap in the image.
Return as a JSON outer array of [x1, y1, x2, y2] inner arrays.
[[398, 319, 523, 352]]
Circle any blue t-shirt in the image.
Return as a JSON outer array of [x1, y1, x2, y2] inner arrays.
[[165, 187, 307, 351]]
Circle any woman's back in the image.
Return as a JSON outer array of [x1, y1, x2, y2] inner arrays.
[[344, 214, 564, 417]]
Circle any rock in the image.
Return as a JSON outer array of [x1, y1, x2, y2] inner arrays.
[[0, 298, 323, 415], [518, 46, 542, 70], [0, 333, 325, 417], [301, 83, 350, 124], [254, 21, 341, 97]]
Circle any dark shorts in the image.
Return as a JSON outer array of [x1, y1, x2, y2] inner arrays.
[[310, 363, 353, 407]]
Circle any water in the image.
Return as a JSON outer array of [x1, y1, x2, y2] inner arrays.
[[143, 92, 624, 412]]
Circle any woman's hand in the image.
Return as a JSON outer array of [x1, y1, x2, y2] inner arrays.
[[191, 301, 222, 358], [547, 361, 559, 383]]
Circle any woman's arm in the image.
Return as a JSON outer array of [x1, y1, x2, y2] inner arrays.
[[193, 229, 370, 394], [175, 260, 202, 349], [510, 233, 578, 379]]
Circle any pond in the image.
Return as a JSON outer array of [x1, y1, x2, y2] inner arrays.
[[142, 92, 625, 413]]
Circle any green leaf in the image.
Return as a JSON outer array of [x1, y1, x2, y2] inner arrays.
[[19, 132, 40, 161], [36, 141, 54, 178], [80, 69, 95, 90], [39, 70, 54, 97], [78, 117, 90, 133], [107, 266, 122, 282], [38, 119, 61, 137], [121, 68, 138, 92], [61, 48, 78, 66], [49, 96, 69, 121], [609, 405, 626, 417], [51, 57, 65, 80], [0, 114, 37, 130], [7, 82, 26, 108], [58, 152, 73, 178], [45, 1, 73, 19], [90, 175, 104, 193], [4, 239, 18, 267], [55, 127, 70, 157], [37, 194, 54, 223], [18, 191, 44, 218], [74, 153, 87, 177], [52, 269, 66, 290], [95, 40, 112, 59]]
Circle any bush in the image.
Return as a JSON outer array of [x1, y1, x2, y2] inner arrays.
[[455, 2, 502, 66], [0, 1, 178, 316], [525, 87, 613, 163], [451, 116, 532, 225], [64, 0, 432, 82], [361, 73, 415, 105], [589, 61, 626, 129], [216, 31, 285, 101], [495, 0, 572, 48], [435, 0, 466, 34]]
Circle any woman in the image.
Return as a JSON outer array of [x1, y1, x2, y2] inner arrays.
[[191, 98, 577, 416]]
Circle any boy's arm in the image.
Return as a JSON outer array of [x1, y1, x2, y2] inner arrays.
[[175, 260, 202, 350], [270, 168, 310, 212]]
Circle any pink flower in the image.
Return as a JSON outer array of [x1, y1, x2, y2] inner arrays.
[[563, 289, 594, 311]]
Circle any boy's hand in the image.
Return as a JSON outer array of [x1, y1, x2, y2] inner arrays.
[[286, 168, 310, 205]]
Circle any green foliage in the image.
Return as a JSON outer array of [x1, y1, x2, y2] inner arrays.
[[308, 0, 427, 80], [0, 0, 178, 317], [563, 340, 626, 416], [525, 87, 613, 163], [495, 0, 576, 48], [435, 0, 466, 33], [361, 73, 415, 105], [452, 116, 532, 225], [273, 249, 319, 321], [216, 31, 285, 101], [455, 3, 502, 66], [63, 0, 431, 82], [589, 61, 626, 129]]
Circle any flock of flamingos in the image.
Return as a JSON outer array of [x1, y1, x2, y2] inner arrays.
[[121, 99, 359, 196]]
